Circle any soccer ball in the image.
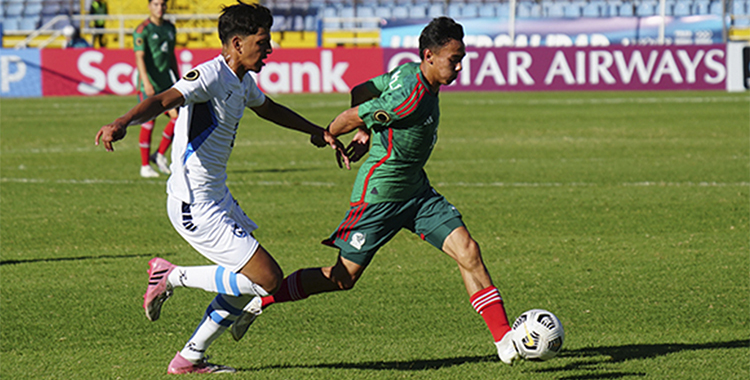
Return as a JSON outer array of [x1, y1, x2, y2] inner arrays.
[[511, 309, 565, 361]]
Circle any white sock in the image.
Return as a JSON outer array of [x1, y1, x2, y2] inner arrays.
[[180, 294, 251, 362], [168, 265, 269, 297]]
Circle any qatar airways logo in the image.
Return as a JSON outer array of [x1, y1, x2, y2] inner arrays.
[[388, 47, 726, 89]]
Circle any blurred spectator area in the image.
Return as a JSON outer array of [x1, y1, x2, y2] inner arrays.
[[2, 0, 749, 48]]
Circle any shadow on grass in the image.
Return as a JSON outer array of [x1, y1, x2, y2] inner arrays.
[[0, 253, 153, 266], [250, 354, 497, 372], [536, 339, 749, 379], [242, 339, 748, 377]]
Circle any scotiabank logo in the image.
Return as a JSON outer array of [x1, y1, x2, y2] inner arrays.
[[41, 48, 382, 96], [76, 50, 138, 95]]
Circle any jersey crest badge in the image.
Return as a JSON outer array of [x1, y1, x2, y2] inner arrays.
[[184, 69, 200, 81], [350, 232, 366, 250], [373, 110, 391, 124], [135, 37, 143, 46]]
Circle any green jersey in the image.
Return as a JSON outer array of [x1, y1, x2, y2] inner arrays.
[[352, 62, 440, 205], [133, 19, 176, 94]]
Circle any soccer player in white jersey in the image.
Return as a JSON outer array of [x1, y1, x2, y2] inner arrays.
[[95, 2, 349, 374]]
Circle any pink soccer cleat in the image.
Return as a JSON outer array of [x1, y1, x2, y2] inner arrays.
[[143, 257, 176, 322], [167, 352, 236, 374]]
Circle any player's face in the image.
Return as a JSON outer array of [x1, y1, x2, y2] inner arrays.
[[149, 0, 167, 20], [239, 28, 273, 73], [430, 39, 465, 86]]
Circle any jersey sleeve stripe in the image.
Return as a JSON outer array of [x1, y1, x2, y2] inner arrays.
[[395, 85, 424, 118], [393, 75, 425, 118], [135, 19, 150, 33], [392, 76, 423, 114]]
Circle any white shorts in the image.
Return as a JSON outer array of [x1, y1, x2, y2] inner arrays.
[[167, 190, 260, 273]]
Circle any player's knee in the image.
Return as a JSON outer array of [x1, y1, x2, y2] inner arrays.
[[263, 267, 283, 294], [455, 239, 483, 269]]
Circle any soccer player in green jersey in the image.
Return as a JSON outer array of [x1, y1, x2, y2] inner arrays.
[[133, 0, 179, 178], [232, 17, 522, 365]]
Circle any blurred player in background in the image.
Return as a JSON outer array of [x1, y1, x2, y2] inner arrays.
[[95, 2, 349, 373], [62, 25, 90, 48], [231, 17, 522, 365], [89, 0, 107, 48], [134, 0, 179, 177]]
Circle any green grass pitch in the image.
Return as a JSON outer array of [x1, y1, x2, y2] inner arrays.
[[1, 90, 748, 379]]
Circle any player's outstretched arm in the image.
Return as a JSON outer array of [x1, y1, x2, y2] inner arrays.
[[350, 81, 380, 107], [95, 88, 184, 151], [251, 98, 351, 169]]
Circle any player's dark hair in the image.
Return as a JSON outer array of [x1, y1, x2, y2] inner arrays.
[[418, 17, 464, 60], [218, 1, 273, 44]]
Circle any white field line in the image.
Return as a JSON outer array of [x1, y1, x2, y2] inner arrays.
[[2, 177, 748, 188]]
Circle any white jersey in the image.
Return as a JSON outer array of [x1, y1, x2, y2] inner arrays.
[[168, 55, 266, 203]]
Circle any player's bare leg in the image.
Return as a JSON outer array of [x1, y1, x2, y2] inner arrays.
[[232, 255, 364, 341], [442, 227, 520, 364], [238, 244, 283, 294]]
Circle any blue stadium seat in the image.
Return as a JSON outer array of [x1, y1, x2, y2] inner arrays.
[[3, 17, 20, 32], [427, 4, 443, 17], [708, 0, 722, 14], [636, 1, 656, 15], [582, 2, 602, 16], [733, 0, 747, 14], [619, 1, 634, 15], [304, 14, 316, 30], [462, 4, 479, 17], [447, 4, 461, 17], [309, 0, 326, 8], [516, 2, 532, 18], [41, 2, 61, 16], [672, 1, 690, 15], [20, 16, 40, 30], [564, 3, 582, 17], [530, 3, 543, 17], [497, 3, 510, 17], [392, 5, 409, 18], [5, 3, 24, 18], [478, 3, 495, 17], [547, 3, 565, 17], [409, 4, 427, 18], [375, 6, 392, 19], [692, 0, 709, 14], [358, 6, 377, 28], [322, 7, 339, 29], [340, 6, 355, 29]]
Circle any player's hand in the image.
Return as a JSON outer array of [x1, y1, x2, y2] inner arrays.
[[95, 123, 127, 152], [345, 128, 370, 163], [312, 127, 350, 169], [144, 82, 156, 97], [310, 132, 327, 148]]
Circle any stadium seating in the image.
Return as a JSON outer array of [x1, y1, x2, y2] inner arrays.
[[1, 0, 744, 37], [564, 2, 582, 17], [547, 3, 565, 17], [619, 1, 635, 16], [427, 4, 444, 17]]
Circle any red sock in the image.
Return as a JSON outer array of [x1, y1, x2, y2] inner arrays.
[[470, 286, 511, 342], [139, 121, 155, 166], [261, 270, 308, 308], [157, 118, 176, 155]]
